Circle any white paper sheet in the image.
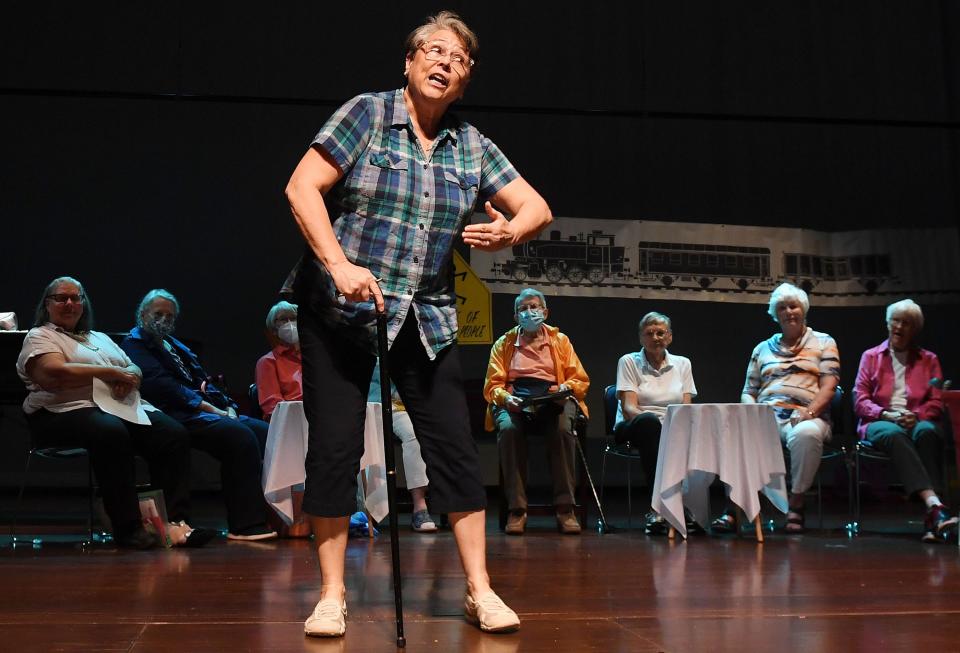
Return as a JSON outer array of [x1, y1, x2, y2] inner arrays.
[[92, 377, 151, 425]]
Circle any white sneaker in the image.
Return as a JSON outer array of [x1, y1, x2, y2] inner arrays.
[[464, 590, 520, 633], [304, 595, 347, 637]]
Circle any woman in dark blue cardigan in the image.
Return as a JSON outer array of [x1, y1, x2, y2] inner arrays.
[[122, 289, 276, 541]]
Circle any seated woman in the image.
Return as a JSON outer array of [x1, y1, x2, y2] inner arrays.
[[484, 288, 590, 535], [121, 289, 276, 542], [721, 282, 840, 534], [854, 299, 956, 542], [614, 312, 697, 535], [16, 277, 211, 549], [255, 301, 303, 420]]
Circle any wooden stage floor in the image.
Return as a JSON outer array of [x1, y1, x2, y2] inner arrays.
[[3, 505, 960, 653]]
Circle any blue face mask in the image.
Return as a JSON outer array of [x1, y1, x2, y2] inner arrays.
[[518, 308, 545, 333]]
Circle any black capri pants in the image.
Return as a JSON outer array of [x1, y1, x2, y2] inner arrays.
[[298, 304, 486, 518]]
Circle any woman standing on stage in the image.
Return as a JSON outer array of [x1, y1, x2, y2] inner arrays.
[[284, 10, 552, 637]]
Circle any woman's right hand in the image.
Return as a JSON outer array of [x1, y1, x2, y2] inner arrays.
[[328, 260, 385, 313], [505, 394, 524, 413]]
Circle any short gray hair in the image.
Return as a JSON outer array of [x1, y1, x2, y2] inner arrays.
[[136, 289, 180, 328], [265, 300, 298, 332], [639, 312, 672, 334], [768, 282, 809, 323], [404, 10, 479, 62], [514, 288, 547, 315], [33, 276, 94, 333], [886, 298, 924, 330]]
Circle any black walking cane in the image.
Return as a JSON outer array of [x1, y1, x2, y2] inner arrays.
[[522, 390, 611, 533], [376, 311, 406, 648]]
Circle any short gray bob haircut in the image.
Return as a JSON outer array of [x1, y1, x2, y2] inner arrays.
[[639, 312, 672, 334], [265, 300, 298, 332], [514, 288, 547, 315], [136, 289, 180, 328], [404, 10, 479, 62], [767, 282, 809, 323], [886, 298, 924, 330]]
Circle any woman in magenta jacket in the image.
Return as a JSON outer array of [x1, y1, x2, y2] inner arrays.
[[854, 299, 954, 543]]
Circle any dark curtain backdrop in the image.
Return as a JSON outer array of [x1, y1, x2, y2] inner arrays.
[[2, 1, 958, 436]]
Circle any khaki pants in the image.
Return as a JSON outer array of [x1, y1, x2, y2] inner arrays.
[[494, 399, 578, 512]]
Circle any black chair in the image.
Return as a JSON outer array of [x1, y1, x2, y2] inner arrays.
[[11, 443, 97, 547], [497, 400, 590, 531], [248, 382, 263, 420], [597, 384, 645, 530], [778, 385, 853, 531], [819, 385, 855, 529]]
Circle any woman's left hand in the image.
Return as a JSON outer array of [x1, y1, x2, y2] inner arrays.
[[462, 202, 515, 251]]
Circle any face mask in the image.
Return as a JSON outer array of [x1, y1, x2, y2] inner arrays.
[[518, 308, 545, 334], [147, 317, 174, 340], [277, 322, 299, 346]]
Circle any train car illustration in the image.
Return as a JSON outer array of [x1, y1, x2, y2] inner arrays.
[[494, 230, 627, 284], [782, 252, 894, 294], [488, 228, 897, 296], [636, 241, 773, 290]]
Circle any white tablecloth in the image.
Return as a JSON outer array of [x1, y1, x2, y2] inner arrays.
[[651, 403, 788, 538], [262, 401, 388, 524]]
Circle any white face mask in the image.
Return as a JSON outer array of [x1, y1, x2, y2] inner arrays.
[[277, 322, 299, 345]]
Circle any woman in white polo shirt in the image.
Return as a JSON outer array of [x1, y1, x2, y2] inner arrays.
[[614, 311, 697, 535]]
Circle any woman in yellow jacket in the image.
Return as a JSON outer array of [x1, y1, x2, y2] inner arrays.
[[482, 288, 589, 535]]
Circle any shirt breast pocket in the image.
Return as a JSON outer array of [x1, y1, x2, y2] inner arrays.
[[440, 169, 479, 216], [360, 149, 409, 206]]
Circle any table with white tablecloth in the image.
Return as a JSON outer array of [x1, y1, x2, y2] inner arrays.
[[262, 401, 388, 524], [651, 403, 788, 539]]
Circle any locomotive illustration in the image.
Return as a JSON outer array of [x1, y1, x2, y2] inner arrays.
[[496, 230, 627, 284], [490, 230, 895, 295]]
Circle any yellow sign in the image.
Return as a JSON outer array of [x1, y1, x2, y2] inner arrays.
[[453, 250, 492, 344]]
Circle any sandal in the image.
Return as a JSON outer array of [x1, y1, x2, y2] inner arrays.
[[785, 509, 805, 534], [710, 509, 737, 534]]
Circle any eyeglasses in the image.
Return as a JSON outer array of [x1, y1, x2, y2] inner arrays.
[[419, 41, 473, 75], [47, 293, 85, 305], [642, 329, 670, 339]]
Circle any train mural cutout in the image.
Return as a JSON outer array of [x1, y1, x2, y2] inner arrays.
[[486, 229, 896, 296]]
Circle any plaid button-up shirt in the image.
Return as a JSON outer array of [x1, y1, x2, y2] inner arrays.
[[298, 88, 518, 358]]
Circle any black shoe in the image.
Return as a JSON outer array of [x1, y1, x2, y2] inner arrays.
[[710, 509, 737, 534], [181, 527, 218, 548], [116, 527, 160, 550], [227, 524, 278, 541], [644, 511, 669, 535], [685, 509, 705, 535], [923, 505, 959, 543]]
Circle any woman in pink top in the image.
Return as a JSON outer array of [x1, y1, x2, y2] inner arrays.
[[854, 299, 955, 543], [256, 301, 303, 419]]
